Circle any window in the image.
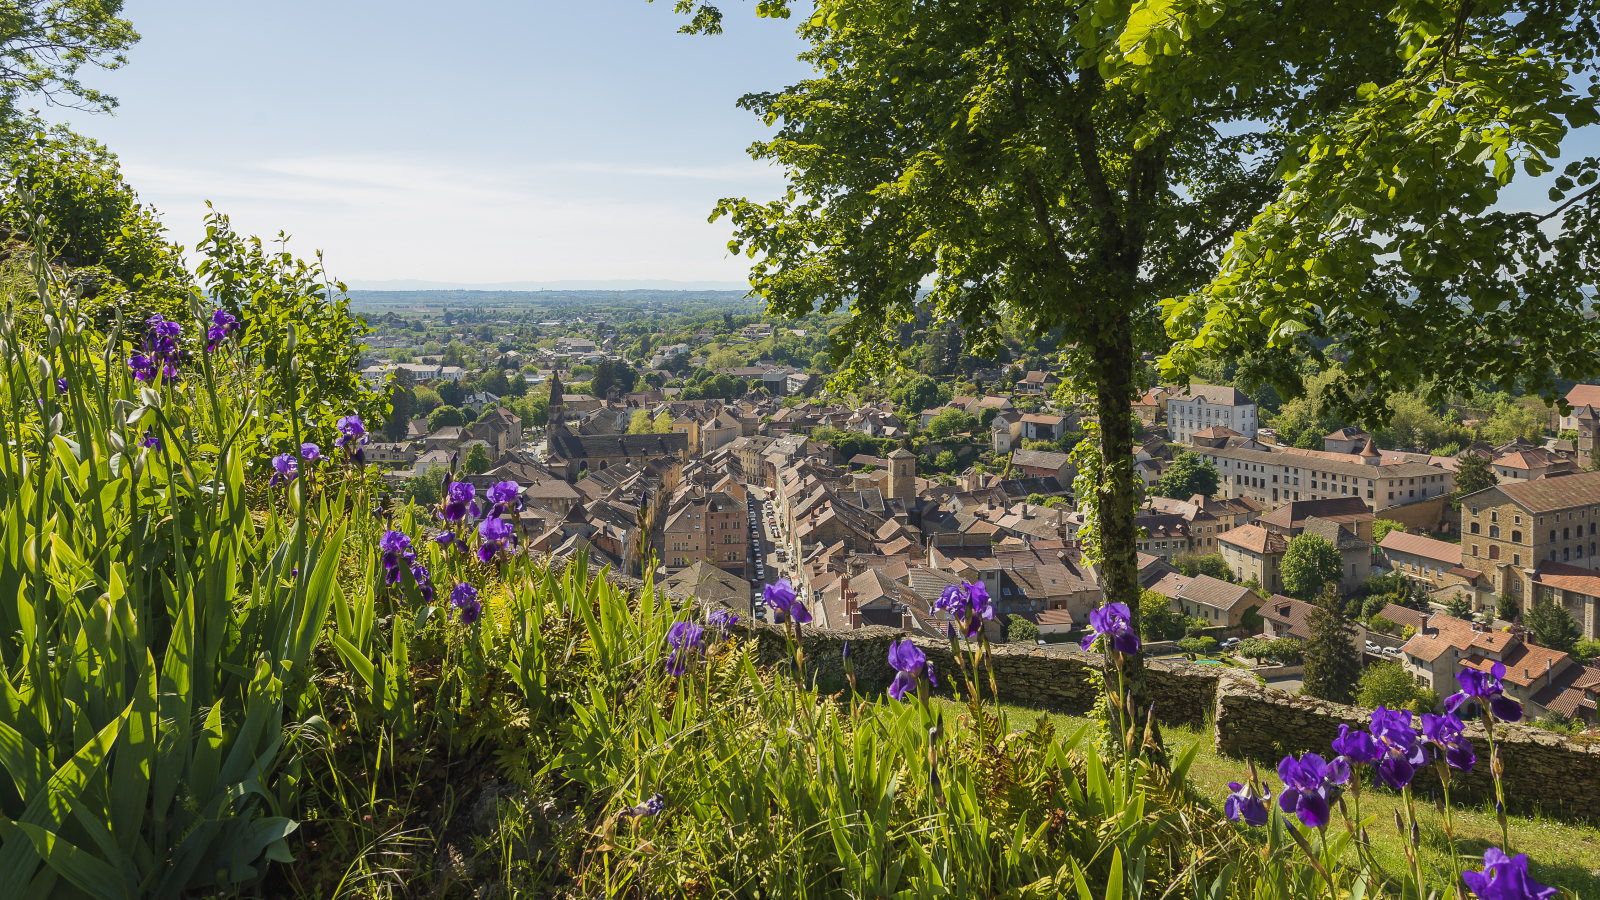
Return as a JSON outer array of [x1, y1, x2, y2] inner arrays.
[[1472, 544, 1479, 557], [1490, 526, 1501, 538], [1489, 545, 1500, 560], [1471, 522, 1480, 534], [1492, 511, 1499, 521], [1552, 530, 1558, 542], [1565, 528, 1571, 540], [1514, 554, 1521, 567]]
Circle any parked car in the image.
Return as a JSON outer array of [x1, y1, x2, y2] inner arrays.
[[1365, 641, 1380, 653], [1219, 638, 1239, 650]]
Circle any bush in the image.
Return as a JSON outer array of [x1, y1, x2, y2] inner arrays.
[[1574, 638, 1600, 664], [1357, 661, 1420, 710], [1006, 615, 1040, 643], [1368, 614, 1397, 635], [1177, 636, 1218, 656], [1173, 551, 1233, 581]]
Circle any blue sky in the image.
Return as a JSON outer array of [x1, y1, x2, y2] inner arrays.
[[47, 2, 1598, 288], [52, 1, 813, 287]]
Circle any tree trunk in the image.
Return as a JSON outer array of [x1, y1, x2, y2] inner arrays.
[[1094, 313, 1154, 749]]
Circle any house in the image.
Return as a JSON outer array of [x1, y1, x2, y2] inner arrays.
[[1379, 531, 1489, 598], [1460, 470, 1600, 604], [1189, 440, 1451, 513], [1399, 613, 1597, 721], [1021, 413, 1070, 443], [664, 560, 751, 609], [1167, 384, 1259, 443], [1009, 448, 1073, 484], [1260, 594, 1369, 652], [991, 410, 1023, 454], [1218, 525, 1289, 593], [1017, 370, 1060, 395], [1528, 561, 1600, 640], [1147, 572, 1261, 629], [1324, 427, 1371, 455], [1255, 498, 1375, 593], [1558, 384, 1600, 431], [1491, 448, 1579, 481], [555, 337, 597, 354]]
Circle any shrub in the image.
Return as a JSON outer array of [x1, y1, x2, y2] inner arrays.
[[1357, 661, 1420, 710], [1006, 615, 1040, 643], [1368, 614, 1397, 635], [1177, 636, 1218, 656], [1574, 638, 1600, 664]]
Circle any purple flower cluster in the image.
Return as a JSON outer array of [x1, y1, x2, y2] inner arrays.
[[1464, 848, 1558, 900], [128, 314, 185, 384], [335, 414, 368, 465], [451, 583, 480, 624], [205, 309, 240, 352], [708, 608, 739, 637], [1421, 711, 1477, 773], [442, 481, 474, 523], [622, 792, 666, 818], [269, 453, 298, 487], [666, 620, 706, 676], [139, 429, 161, 451], [1080, 602, 1140, 656], [887, 638, 936, 702], [934, 581, 994, 639], [1276, 752, 1349, 829], [764, 578, 810, 624], [476, 480, 521, 562], [379, 529, 436, 602], [1446, 660, 1525, 723]]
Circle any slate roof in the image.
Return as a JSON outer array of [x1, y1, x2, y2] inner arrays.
[[1011, 448, 1071, 470], [547, 429, 689, 460], [1302, 516, 1371, 552]]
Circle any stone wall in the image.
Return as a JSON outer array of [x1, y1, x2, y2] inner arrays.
[[1214, 678, 1600, 819]]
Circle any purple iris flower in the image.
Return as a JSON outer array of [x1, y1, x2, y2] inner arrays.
[[708, 608, 738, 636], [1276, 752, 1349, 830], [54, 377, 67, 395], [477, 541, 501, 563], [378, 530, 414, 582], [435, 530, 464, 553], [1225, 781, 1272, 828], [479, 515, 515, 543], [1332, 724, 1383, 766], [139, 429, 161, 450], [1421, 712, 1477, 773], [335, 414, 368, 450], [1080, 602, 1141, 656], [205, 309, 240, 351], [442, 481, 474, 522], [764, 577, 811, 624], [1462, 847, 1558, 900], [129, 315, 186, 384], [269, 452, 298, 486], [667, 620, 706, 676], [411, 563, 435, 603], [128, 352, 156, 383], [934, 581, 995, 638], [1445, 661, 1524, 723], [300, 443, 322, 462], [450, 583, 481, 624], [1368, 706, 1427, 790], [486, 480, 520, 505], [622, 793, 666, 818], [887, 638, 927, 702]]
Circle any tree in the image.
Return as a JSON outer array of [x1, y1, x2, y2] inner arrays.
[[1357, 662, 1421, 711], [925, 407, 977, 441], [627, 409, 652, 434], [1177, 636, 1218, 656], [590, 358, 617, 398], [1452, 453, 1499, 504], [1172, 552, 1232, 583], [1302, 585, 1362, 705], [428, 406, 465, 431], [437, 379, 465, 408], [978, 406, 1000, 431], [1006, 615, 1040, 644], [934, 449, 957, 471], [1236, 638, 1277, 662], [890, 374, 941, 417], [477, 368, 511, 397], [1525, 602, 1582, 653], [0, 1, 139, 120], [1445, 593, 1474, 621], [653, 412, 674, 434], [1157, 452, 1220, 500], [1371, 519, 1404, 544], [507, 374, 528, 397], [402, 471, 443, 507], [1574, 639, 1600, 665], [1137, 588, 1184, 641], [1281, 533, 1344, 602], [1368, 615, 1396, 636], [463, 443, 492, 475], [383, 386, 414, 442]]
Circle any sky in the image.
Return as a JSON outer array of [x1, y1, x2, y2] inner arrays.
[[50, 0, 814, 288]]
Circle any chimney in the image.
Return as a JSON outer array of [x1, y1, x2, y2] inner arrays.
[[850, 609, 863, 628], [1547, 657, 1553, 687], [1420, 614, 1431, 635], [901, 607, 915, 630]]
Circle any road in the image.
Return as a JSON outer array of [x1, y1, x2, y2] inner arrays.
[[747, 494, 794, 625]]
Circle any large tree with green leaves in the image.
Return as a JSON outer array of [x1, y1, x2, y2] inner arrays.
[[663, 0, 1599, 741], [1452, 453, 1499, 504], [1157, 451, 1219, 500], [1303, 585, 1363, 704], [1525, 601, 1582, 653], [1281, 533, 1344, 602]]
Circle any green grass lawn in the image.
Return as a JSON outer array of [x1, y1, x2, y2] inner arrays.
[[936, 699, 1600, 896]]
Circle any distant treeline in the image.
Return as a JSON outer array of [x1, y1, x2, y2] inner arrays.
[[344, 289, 759, 311]]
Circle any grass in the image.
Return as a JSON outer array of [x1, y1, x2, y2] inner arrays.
[[942, 699, 1600, 896]]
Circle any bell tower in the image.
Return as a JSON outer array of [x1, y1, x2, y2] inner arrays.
[[547, 369, 565, 427], [887, 446, 916, 501]]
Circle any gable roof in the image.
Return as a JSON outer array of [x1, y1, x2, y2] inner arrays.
[[1011, 448, 1071, 470], [1168, 384, 1253, 406], [1217, 523, 1288, 555], [1380, 531, 1462, 567], [1478, 470, 1600, 513], [547, 429, 689, 461]]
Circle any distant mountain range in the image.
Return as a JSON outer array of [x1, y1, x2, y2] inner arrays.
[[342, 278, 749, 292]]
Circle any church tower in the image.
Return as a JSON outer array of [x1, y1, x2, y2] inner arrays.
[[887, 446, 916, 501], [547, 369, 566, 428]]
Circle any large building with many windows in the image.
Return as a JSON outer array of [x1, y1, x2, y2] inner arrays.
[[1166, 384, 1258, 444], [1460, 471, 1600, 605], [1187, 438, 1454, 514]]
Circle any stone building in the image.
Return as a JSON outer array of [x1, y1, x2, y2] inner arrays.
[[1460, 471, 1600, 604], [1167, 384, 1258, 443]]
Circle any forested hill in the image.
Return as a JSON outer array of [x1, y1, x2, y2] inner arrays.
[[345, 288, 759, 314]]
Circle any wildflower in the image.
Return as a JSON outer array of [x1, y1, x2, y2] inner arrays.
[[887, 638, 927, 702], [442, 481, 474, 522], [54, 377, 67, 395], [335, 414, 367, 449], [1276, 752, 1349, 830], [129, 315, 186, 383], [1331, 724, 1383, 766], [666, 620, 706, 676], [450, 583, 481, 624], [1368, 706, 1427, 790], [622, 793, 666, 818], [1080, 602, 1140, 656], [1225, 781, 1272, 828], [478, 514, 515, 543], [379, 530, 413, 583], [300, 442, 322, 462], [1445, 661, 1525, 723], [708, 608, 738, 636], [764, 577, 811, 624], [1462, 847, 1558, 900], [269, 452, 298, 486], [934, 581, 995, 638], [139, 429, 161, 450], [1421, 711, 1477, 773], [205, 309, 240, 351]]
